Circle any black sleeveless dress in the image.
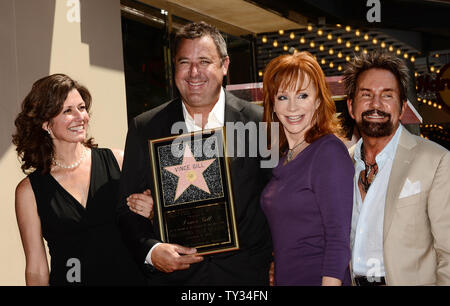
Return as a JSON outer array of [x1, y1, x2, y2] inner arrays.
[[29, 148, 145, 286]]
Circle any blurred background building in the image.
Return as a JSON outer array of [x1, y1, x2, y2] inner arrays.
[[121, 0, 450, 148]]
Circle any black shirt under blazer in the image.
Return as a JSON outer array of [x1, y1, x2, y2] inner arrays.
[[117, 91, 273, 285]]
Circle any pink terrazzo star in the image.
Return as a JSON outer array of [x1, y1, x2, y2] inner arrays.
[[164, 144, 216, 201]]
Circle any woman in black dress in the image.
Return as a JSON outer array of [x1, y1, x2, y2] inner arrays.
[[13, 74, 152, 286]]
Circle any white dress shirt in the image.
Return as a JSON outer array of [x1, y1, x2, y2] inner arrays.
[[351, 125, 403, 277], [182, 87, 225, 132], [145, 88, 226, 265]]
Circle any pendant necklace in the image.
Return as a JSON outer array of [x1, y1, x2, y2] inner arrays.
[[286, 139, 306, 163], [359, 143, 378, 193]]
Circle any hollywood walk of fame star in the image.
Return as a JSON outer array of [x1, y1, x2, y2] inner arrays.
[[164, 144, 216, 201]]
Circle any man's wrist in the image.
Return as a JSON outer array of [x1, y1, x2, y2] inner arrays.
[[145, 242, 162, 265]]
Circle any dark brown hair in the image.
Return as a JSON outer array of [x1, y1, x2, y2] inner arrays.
[[263, 51, 342, 154], [343, 50, 410, 103], [174, 21, 228, 64], [12, 74, 96, 174]]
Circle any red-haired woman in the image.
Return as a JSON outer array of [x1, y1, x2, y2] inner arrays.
[[260, 52, 354, 286], [13, 74, 151, 286]]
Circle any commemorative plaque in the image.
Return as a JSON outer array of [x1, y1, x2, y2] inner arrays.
[[148, 128, 239, 255]]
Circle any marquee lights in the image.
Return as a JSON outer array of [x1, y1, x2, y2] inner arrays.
[[260, 23, 422, 75]]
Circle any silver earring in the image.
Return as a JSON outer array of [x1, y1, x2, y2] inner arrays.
[[47, 129, 51, 135]]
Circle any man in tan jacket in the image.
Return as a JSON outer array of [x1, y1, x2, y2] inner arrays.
[[344, 51, 450, 286]]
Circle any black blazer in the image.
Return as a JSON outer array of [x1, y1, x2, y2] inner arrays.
[[117, 91, 272, 285]]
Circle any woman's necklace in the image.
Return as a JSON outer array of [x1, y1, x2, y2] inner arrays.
[[53, 146, 87, 169], [286, 138, 306, 163], [359, 143, 378, 193]]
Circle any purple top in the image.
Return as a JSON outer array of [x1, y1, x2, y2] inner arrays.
[[261, 134, 354, 285]]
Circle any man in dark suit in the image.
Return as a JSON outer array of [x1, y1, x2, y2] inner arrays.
[[117, 21, 272, 285]]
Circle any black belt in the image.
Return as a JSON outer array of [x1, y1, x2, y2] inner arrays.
[[354, 275, 386, 286]]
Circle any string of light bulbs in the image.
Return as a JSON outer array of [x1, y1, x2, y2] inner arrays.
[[259, 23, 421, 78]]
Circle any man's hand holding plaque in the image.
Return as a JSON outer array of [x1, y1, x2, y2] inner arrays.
[[151, 243, 204, 273]]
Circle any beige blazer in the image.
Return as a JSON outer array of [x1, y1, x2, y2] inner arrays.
[[351, 128, 450, 285]]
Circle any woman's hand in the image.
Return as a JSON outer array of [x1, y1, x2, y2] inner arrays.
[[322, 276, 342, 286], [127, 189, 154, 220]]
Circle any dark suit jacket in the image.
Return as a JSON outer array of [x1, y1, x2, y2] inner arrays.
[[117, 91, 273, 285]]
